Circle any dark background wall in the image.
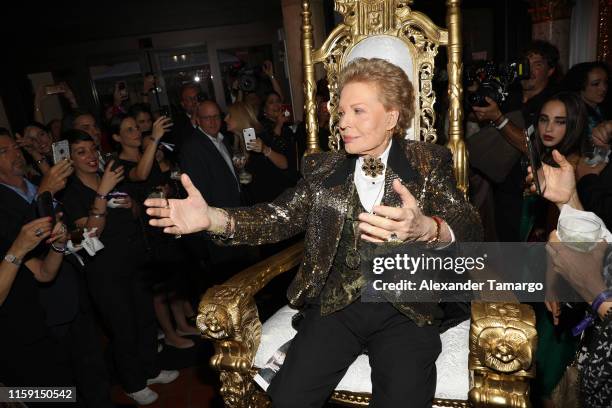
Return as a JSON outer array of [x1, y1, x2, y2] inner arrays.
[[0, 0, 531, 132]]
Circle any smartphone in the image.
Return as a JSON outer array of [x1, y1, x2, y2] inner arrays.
[[116, 81, 128, 99], [45, 84, 65, 95], [159, 105, 174, 126], [243, 127, 257, 150], [36, 191, 56, 227], [52, 140, 70, 164], [104, 152, 121, 172], [525, 125, 543, 195]]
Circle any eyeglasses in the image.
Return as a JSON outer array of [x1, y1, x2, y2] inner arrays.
[[200, 115, 221, 121]]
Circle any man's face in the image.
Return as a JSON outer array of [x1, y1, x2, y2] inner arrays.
[[521, 53, 554, 93], [196, 102, 222, 136], [0, 136, 26, 179], [73, 114, 101, 146], [181, 87, 199, 116]]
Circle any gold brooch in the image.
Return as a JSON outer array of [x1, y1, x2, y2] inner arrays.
[[361, 156, 384, 177]]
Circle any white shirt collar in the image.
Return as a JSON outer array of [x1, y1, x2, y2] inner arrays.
[[353, 139, 392, 212]]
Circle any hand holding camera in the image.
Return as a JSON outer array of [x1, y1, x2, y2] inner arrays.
[[526, 149, 577, 207], [38, 160, 73, 195], [471, 97, 503, 124], [247, 137, 264, 153], [98, 160, 125, 196], [151, 116, 173, 142]]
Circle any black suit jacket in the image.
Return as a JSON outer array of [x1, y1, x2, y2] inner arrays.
[[179, 127, 241, 208]]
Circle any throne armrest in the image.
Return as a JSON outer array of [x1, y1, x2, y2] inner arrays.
[[197, 241, 304, 370], [468, 302, 537, 408]]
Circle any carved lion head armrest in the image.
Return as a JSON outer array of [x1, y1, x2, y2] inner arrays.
[[469, 302, 537, 377]]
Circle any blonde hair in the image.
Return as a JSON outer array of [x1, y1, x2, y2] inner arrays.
[[227, 102, 262, 134], [337, 58, 415, 137]]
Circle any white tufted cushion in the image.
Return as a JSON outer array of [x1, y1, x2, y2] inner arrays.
[[254, 305, 470, 401]]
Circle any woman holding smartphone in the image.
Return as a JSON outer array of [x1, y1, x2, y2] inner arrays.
[[62, 129, 178, 405], [519, 92, 587, 407], [226, 101, 290, 204]]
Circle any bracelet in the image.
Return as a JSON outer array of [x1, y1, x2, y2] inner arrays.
[[592, 290, 612, 315], [89, 211, 107, 218], [209, 208, 233, 239], [95, 193, 108, 201], [263, 146, 272, 157], [573, 290, 612, 335], [51, 243, 67, 254], [492, 113, 503, 124], [427, 216, 443, 245], [496, 117, 509, 130]]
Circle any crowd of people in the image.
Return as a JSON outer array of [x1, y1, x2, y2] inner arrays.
[[465, 40, 611, 407], [0, 38, 611, 408]]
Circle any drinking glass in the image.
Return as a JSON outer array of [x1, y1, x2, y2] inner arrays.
[[557, 216, 602, 252], [232, 137, 252, 184]]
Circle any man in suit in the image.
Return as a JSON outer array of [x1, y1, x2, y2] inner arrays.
[[179, 100, 251, 280], [180, 100, 240, 208]]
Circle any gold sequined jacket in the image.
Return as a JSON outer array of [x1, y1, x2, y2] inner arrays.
[[224, 138, 483, 324]]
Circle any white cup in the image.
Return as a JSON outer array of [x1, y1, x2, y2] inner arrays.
[[557, 216, 602, 252]]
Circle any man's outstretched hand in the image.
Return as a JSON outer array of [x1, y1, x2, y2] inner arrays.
[[145, 174, 211, 235]]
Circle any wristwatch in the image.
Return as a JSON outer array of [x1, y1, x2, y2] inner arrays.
[[3, 254, 22, 266]]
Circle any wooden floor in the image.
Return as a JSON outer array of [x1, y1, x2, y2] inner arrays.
[[110, 337, 225, 408]]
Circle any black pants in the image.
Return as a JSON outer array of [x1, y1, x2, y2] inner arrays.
[[267, 301, 441, 408], [52, 293, 114, 408], [86, 244, 159, 393]]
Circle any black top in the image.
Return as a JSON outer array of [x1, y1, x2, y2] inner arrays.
[[117, 158, 166, 204], [247, 120, 296, 204], [62, 175, 141, 245]]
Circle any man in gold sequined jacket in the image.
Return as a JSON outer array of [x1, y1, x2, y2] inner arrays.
[[146, 58, 482, 408]]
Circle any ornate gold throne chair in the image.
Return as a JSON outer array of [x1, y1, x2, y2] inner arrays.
[[197, 1, 538, 407]]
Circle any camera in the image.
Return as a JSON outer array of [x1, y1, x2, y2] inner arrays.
[[228, 62, 264, 93], [466, 60, 530, 107]]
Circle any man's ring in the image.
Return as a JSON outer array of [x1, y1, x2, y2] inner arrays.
[[175, 234, 182, 239], [387, 232, 402, 243], [35, 228, 44, 237]]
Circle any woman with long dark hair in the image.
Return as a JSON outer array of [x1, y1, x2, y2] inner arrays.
[[564, 62, 610, 166]]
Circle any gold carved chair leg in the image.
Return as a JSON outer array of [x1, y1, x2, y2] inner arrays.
[[469, 303, 537, 408]]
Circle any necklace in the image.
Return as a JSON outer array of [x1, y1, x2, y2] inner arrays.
[[345, 175, 386, 269]]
